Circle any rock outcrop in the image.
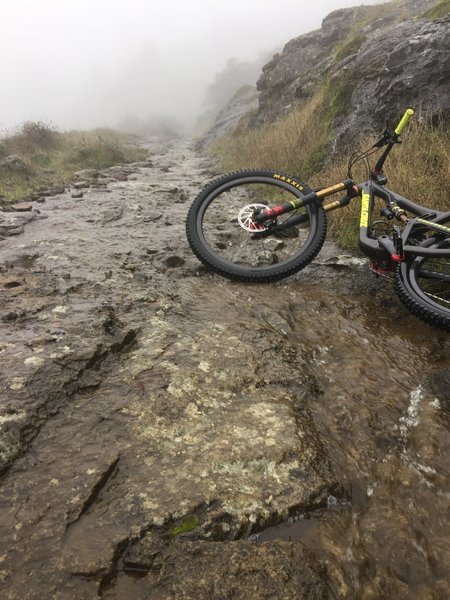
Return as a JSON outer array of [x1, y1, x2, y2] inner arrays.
[[201, 0, 449, 147], [255, 0, 449, 139], [196, 85, 259, 150]]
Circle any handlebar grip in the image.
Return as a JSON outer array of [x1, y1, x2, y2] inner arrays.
[[394, 108, 414, 136]]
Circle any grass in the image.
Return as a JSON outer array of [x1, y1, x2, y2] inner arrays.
[[210, 92, 332, 179], [421, 0, 450, 19], [0, 121, 148, 203], [209, 98, 450, 252], [334, 33, 367, 62], [311, 119, 450, 250]]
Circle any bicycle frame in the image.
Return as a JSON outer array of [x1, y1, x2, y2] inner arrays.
[[252, 105, 450, 267], [354, 181, 450, 265]]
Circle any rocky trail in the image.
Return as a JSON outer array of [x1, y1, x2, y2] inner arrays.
[[0, 137, 449, 599]]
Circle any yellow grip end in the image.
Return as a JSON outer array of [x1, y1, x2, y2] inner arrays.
[[394, 108, 414, 135]]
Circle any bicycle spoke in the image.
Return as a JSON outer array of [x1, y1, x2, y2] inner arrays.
[[201, 182, 314, 268]]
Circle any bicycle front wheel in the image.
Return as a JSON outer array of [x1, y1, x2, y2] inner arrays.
[[395, 237, 450, 331], [186, 170, 327, 282]]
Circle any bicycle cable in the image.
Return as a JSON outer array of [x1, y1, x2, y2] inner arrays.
[[347, 146, 379, 180]]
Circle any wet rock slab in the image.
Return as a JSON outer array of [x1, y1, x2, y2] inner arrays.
[[112, 536, 328, 599], [1, 137, 448, 599], [0, 139, 332, 599]]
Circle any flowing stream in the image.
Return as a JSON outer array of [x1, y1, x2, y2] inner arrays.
[[0, 137, 448, 599]]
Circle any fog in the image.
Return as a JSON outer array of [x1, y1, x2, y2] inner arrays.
[[1, 0, 385, 132]]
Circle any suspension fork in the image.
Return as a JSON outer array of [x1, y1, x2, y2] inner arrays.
[[252, 179, 356, 224]]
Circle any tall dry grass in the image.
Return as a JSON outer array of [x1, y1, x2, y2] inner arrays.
[[211, 92, 330, 179], [312, 119, 450, 248], [210, 103, 450, 251]]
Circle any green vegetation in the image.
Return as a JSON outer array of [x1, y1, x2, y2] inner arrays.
[[421, 0, 450, 19], [0, 121, 147, 203], [322, 77, 353, 124], [170, 514, 200, 537], [334, 33, 367, 62]]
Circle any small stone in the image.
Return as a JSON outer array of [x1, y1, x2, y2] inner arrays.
[[74, 168, 98, 179], [0, 225, 24, 236], [71, 191, 84, 199], [164, 256, 185, 268], [143, 214, 162, 223], [73, 181, 90, 189], [39, 186, 65, 196], [133, 271, 149, 282], [1, 312, 18, 322], [327, 495, 338, 508], [11, 202, 33, 212], [29, 192, 44, 201]]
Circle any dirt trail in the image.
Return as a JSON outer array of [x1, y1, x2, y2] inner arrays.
[[0, 137, 449, 599]]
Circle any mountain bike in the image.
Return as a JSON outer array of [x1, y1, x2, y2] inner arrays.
[[186, 109, 450, 331]]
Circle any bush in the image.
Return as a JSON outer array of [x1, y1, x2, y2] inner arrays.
[[69, 136, 126, 169], [5, 121, 60, 154], [0, 123, 147, 203], [421, 0, 450, 19]]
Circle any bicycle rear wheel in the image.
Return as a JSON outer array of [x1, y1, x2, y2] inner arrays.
[[186, 170, 327, 282], [395, 237, 450, 331]]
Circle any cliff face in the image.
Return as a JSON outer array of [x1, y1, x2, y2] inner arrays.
[[255, 0, 450, 140], [204, 0, 450, 148], [195, 85, 259, 150]]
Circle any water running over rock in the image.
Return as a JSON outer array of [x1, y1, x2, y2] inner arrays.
[[0, 138, 448, 598]]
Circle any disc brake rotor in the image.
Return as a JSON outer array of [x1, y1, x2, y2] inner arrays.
[[237, 203, 269, 232]]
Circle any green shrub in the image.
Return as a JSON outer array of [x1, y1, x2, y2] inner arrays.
[[6, 121, 60, 154]]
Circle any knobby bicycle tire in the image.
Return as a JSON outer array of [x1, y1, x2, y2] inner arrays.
[[186, 170, 327, 282], [395, 236, 450, 331]]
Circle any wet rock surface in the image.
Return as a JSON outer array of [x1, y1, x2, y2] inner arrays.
[[0, 137, 449, 599]]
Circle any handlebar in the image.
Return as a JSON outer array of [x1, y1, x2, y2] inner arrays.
[[371, 107, 415, 176], [394, 107, 414, 136]]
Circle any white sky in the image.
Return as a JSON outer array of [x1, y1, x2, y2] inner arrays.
[[1, 0, 385, 131]]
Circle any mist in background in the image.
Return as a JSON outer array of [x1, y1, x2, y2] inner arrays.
[[1, 0, 385, 133]]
